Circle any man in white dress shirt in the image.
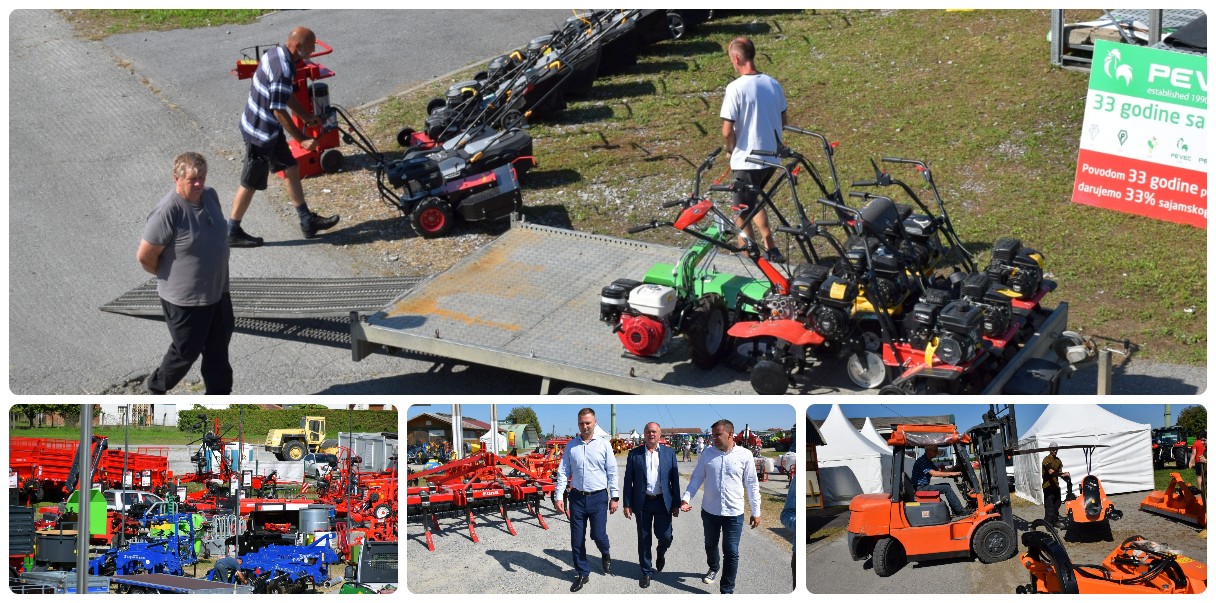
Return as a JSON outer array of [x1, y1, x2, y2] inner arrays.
[[681, 419, 761, 594], [555, 407, 619, 592]]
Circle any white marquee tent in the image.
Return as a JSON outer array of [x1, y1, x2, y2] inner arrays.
[[861, 417, 891, 451], [1013, 404, 1154, 505], [479, 430, 508, 451], [817, 405, 892, 506]]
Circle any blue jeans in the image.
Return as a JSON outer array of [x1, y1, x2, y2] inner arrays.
[[637, 496, 673, 577], [701, 510, 744, 593], [920, 483, 966, 515], [569, 490, 610, 577]]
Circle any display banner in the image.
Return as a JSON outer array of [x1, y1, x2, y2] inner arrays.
[[1072, 40, 1207, 228]]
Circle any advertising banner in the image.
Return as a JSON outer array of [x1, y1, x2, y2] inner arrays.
[[1072, 40, 1207, 228]]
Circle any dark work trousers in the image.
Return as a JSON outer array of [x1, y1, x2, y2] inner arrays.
[[149, 292, 234, 395], [921, 483, 966, 515], [1043, 486, 1062, 524], [701, 509, 744, 594], [636, 496, 673, 577], [568, 489, 610, 577]]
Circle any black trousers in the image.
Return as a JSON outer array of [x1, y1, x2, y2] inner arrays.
[[149, 292, 234, 394], [1043, 486, 1062, 524]]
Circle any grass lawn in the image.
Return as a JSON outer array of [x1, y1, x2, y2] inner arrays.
[[59, 9, 273, 40], [8, 425, 270, 446], [1154, 466, 1198, 490], [363, 9, 1205, 365]]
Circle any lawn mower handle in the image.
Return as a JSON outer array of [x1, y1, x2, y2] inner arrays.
[[744, 156, 782, 169], [852, 179, 878, 187], [708, 183, 736, 193], [628, 221, 668, 234], [662, 197, 692, 209]]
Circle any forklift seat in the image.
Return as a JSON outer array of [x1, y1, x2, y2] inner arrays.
[[901, 473, 944, 503]]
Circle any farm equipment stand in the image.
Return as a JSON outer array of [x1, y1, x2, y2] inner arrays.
[[406, 450, 556, 552], [351, 219, 1077, 394]]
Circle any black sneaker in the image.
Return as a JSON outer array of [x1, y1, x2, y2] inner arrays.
[[227, 227, 264, 248], [301, 212, 340, 238], [765, 248, 787, 264]]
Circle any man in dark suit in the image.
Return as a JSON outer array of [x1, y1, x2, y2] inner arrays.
[[623, 422, 681, 588]]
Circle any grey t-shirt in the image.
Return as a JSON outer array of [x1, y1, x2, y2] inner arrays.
[[141, 187, 230, 307]]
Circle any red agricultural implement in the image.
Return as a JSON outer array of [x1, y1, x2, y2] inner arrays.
[[406, 451, 557, 552], [10, 436, 169, 502]]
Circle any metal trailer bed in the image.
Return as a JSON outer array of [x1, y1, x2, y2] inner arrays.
[[351, 220, 784, 394], [108, 573, 254, 594]]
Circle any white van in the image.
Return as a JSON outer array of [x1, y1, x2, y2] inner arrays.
[[102, 489, 165, 513]]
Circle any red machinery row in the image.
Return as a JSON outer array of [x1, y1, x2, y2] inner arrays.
[[406, 440, 566, 552]]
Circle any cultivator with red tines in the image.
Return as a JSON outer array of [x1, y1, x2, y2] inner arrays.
[[406, 450, 558, 551]]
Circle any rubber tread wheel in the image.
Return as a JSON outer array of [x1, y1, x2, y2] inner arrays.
[[686, 293, 729, 368], [410, 197, 455, 238], [425, 98, 446, 115], [872, 536, 905, 577], [396, 128, 416, 148], [319, 148, 344, 173], [283, 440, 306, 461], [972, 520, 1017, 563]]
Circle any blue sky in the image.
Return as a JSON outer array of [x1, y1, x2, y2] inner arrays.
[[408, 403, 796, 436], [805, 403, 1205, 438]]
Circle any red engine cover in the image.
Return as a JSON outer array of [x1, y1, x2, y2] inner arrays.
[[618, 314, 666, 357]]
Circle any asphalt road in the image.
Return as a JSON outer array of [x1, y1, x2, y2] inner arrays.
[[7, 9, 566, 395], [807, 488, 1207, 594], [406, 455, 795, 594]]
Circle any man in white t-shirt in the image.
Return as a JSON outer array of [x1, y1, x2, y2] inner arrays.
[[720, 36, 788, 263]]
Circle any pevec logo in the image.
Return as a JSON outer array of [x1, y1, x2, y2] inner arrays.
[[1103, 48, 1133, 85]]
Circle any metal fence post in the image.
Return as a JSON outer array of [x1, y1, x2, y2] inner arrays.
[[1096, 349, 1112, 395]]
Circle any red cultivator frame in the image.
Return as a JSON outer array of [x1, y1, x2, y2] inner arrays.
[[406, 451, 557, 551]]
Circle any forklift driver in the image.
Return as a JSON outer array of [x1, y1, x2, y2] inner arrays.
[[912, 445, 967, 517]]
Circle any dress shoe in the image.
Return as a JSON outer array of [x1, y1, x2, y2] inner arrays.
[[602, 554, 611, 574], [570, 575, 588, 592], [640, 574, 651, 588]]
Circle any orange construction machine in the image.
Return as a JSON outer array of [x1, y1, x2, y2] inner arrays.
[[1018, 521, 1206, 593], [846, 408, 1020, 576], [1060, 444, 1123, 537]]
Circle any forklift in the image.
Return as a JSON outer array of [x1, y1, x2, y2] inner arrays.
[[846, 406, 1019, 576]]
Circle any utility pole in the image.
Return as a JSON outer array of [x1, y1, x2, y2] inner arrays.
[[1165, 404, 1172, 427], [76, 404, 93, 595], [452, 404, 465, 460], [611, 404, 616, 440]]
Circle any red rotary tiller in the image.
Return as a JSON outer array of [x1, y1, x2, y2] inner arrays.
[[406, 451, 557, 552]]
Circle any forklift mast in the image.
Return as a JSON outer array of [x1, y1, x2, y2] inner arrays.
[[967, 405, 1018, 527]]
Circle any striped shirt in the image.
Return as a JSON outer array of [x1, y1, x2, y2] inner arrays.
[[240, 45, 295, 147]]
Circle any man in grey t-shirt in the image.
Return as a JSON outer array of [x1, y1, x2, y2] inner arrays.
[[136, 152, 234, 394]]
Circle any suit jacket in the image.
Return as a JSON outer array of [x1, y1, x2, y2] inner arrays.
[[623, 444, 680, 512]]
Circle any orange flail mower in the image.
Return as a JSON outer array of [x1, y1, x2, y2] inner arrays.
[[1140, 472, 1206, 528], [1018, 522, 1206, 593]]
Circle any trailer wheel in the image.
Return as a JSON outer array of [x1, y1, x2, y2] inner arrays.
[[973, 520, 1017, 563], [872, 537, 905, 577], [686, 294, 729, 368], [283, 441, 307, 461], [320, 148, 344, 173], [410, 197, 454, 238]]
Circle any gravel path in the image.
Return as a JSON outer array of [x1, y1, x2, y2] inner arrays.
[[407, 456, 794, 594]]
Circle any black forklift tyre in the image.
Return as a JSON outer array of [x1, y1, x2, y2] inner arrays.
[[973, 520, 1017, 563], [872, 536, 906, 577], [320, 148, 344, 173], [411, 197, 455, 238], [686, 293, 729, 368]]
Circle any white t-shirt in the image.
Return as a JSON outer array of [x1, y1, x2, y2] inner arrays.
[[720, 72, 787, 170]]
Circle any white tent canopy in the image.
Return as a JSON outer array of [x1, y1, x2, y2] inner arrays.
[[479, 430, 508, 451], [817, 405, 892, 506], [1013, 404, 1154, 505], [861, 417, 891, 451]]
